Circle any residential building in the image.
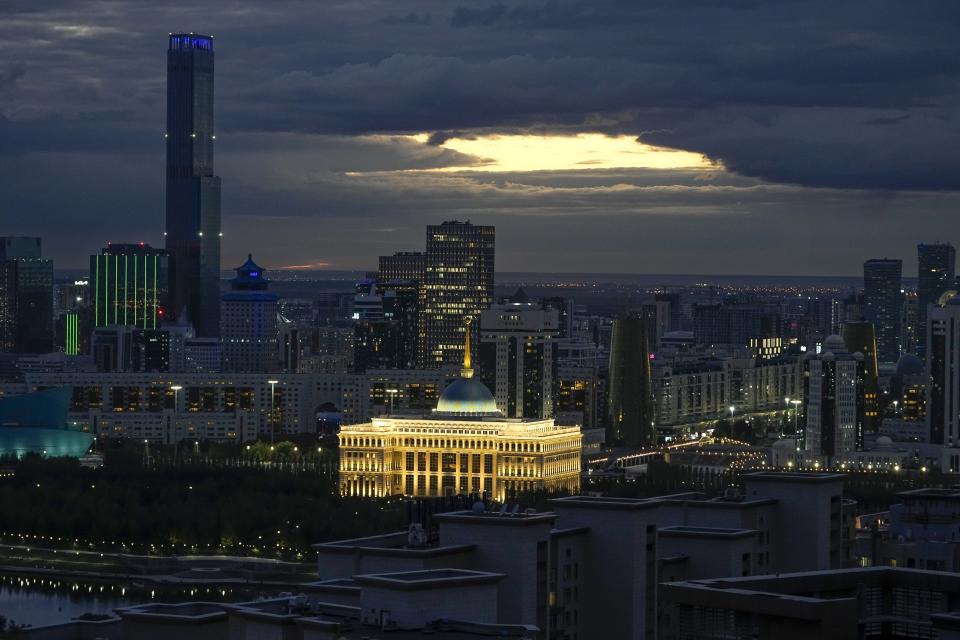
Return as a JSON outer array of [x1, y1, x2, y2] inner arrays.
[[801, 335, 865, 463], [927, 295, 960, 466], [841, 321, 880, 432], [917, 243, 956, 357], [661, 567, 960, 640], [478, 298, 559, 419]]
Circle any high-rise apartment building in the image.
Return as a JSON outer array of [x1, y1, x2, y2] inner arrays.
[[422, 221, 495, 368], [841, 321, 880, 433], [917, 243, 956, 357], [927, 295, 960, 450], [89, 243, 169, 330], [165, 33, 221, 337], [863, 258, 903, 363], [0, 237, 53, 353], [478, 298, 559, 419], [220, 255, 278, 373], [353, 280, 419, 372], [801, 335, 865, 461], [607, 314, 655, 447]]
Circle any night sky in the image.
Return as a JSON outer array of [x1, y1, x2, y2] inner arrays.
[[1, 1, 959, 275]]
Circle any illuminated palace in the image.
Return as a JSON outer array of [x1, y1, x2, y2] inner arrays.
[[338, 320, 581, 500]]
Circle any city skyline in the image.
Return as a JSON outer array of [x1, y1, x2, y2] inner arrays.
[[2, 2, 960, 275]]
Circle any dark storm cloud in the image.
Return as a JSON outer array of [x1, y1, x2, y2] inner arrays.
[[0, 0, 958, 273]]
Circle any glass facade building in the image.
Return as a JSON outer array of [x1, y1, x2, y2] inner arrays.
[[863, 258, 903, 364], [0, 237, 53, 353], [90, 243, 169, 330], [165, 33, 221, 337], [422, 221, 495, 368], [917, 243, 956, 357]]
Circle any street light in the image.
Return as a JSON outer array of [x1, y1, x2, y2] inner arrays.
[[268, 380, 279, 445]]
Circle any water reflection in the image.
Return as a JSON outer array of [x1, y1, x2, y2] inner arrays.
[[0, 574, 258, 628]]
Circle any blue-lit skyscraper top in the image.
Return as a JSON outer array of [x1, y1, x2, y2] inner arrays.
[[168, 33, 213, 52]]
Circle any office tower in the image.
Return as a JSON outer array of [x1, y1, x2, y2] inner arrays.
[[378, 251, 425, 283], [165, 33, 221, 337], [917, 243, 956, 357], [926, 294, 960, 448], [901, 292, 919, 355], [353, 280, 419, 372], [606, 314, 655, 447], [0, 237, 53, 353], [422, 221, 495, 368], [841, 322, 880, 432], [863, 258, 903, 363], [220, 255, 278, 373], [90, 243, 169, 330], [801, 335, 865, 461], [478, 296, 559, 419]]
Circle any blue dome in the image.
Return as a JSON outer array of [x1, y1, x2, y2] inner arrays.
[[895, 353, 924, 378], [434, 378, 500, 417]]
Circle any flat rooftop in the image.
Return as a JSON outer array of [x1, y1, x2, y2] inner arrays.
[[434, 509, 557, 526], [116, 602, 227, 621], [354, 568, 505, 590], [660, 526, 759, 539], [313, 531, 476, 557], [897, 487, 960, 500], [550, 495, 661, 511]]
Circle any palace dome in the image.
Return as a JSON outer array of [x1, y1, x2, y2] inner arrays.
[[435, 378, 501, 417]]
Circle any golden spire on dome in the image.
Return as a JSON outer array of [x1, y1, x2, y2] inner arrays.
[[461, 316, 474, 379]]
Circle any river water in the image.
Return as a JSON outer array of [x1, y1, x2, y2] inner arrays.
[[0, 574, 262, 629]]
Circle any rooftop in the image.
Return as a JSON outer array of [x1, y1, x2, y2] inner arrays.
[[354, 568, 505, 590], [659, 526, 759, 539], [435, 509, 558, 526], [550, 495, 661, 511]]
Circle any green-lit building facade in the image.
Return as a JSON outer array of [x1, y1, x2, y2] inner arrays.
[[90, 243, 170, 330]]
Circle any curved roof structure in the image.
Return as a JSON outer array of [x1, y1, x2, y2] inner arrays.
[[0, 387, 93, 458]]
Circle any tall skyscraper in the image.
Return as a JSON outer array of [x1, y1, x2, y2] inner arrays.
[[801, 335, 865, 462], [422, 221, 495, 368], [926, 294, 960, 451], [841, 321, 880, 433], [478, 296, 559, 419], [917, 243, 956, 357], [606, 314, 655, 448], [89, 243, 169, 330], [0, 237, 53, 353], [220, 255, 278, 373], [165, 33, 221, 337], [863, 258, 903, 363]]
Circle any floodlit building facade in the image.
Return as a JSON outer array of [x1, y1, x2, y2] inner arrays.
[[339, 327, 580, 500]]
